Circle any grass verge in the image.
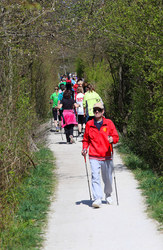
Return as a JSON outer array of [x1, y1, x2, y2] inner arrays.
[[0, 147, 56, 249], [117, 137, 163, 230]]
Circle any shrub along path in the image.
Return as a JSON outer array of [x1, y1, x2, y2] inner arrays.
[[43, 125, 163, 250]]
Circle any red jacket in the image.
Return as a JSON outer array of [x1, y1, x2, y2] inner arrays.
[[82, 117, 119, 158]]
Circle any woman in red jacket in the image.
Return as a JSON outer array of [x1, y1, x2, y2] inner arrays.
[[82, 102, 119, 208]]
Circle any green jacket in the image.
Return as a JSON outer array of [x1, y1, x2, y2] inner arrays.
[[50, 92, 59, 108], [83, 91, 101, 116]]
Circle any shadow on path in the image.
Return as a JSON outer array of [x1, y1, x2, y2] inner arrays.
[[55, 142, 67, 144], [114, 163, 127, 172], [76, 200, 92, 207], [76, 200, 108, 208]]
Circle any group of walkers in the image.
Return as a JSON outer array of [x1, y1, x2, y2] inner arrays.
[[50, 73, 119, 208], [50, 73, 102, 142]]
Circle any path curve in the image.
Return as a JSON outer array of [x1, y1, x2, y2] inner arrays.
[[43, 125, 163, 250]]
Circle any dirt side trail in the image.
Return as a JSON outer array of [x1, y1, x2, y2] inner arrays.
[[43, 125, 163, 250]]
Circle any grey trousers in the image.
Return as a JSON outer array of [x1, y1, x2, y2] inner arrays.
[[89, 159, 113, 200]]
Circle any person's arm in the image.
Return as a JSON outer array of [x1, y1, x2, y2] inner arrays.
[[83, 107, 86, 117], [58, 103, 63, 109], [58, 99, 63, 109], [108, 120, 119, 144], [74, 103, 80, 108], [71, 99, 79, 109]]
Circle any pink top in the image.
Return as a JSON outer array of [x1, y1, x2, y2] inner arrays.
[[62, 110, 78, 128]]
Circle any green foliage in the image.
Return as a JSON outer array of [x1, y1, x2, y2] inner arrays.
[[0, 147, 56, 249], [84, 59, 114, 118], [76, 58, 85, 78], [125, 154, 149, 170], [134, 169, 163, 227], [0, 1, 60, 190], [72, 0, 162, 174]]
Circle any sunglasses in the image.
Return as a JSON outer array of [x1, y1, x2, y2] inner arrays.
[[55, 88, 59, 90], [93, 108, 103, 113]]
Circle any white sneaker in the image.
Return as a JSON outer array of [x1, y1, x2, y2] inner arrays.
[[106, 196, 113, 205], [92, 199, 102, 208]]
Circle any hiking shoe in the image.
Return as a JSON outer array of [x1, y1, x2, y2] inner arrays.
[[69, 135, 75, 144], [56, 127, 59, 132], [106, 196, 113, 205], [92, 199, 102, 208]]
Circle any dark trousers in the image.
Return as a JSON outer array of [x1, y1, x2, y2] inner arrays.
[[52, 108, 61, 121], [64, 124, 74, 142]]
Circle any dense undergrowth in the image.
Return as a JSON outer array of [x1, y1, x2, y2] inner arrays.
[[0, 147, 56, 250], [117, 136, 163, 229]]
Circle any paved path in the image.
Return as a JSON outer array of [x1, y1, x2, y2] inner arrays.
[[43, 125, 163, 250]]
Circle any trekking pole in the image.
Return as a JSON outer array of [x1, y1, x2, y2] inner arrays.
[[110, 140, 119, 206], [84, 155, 92, 200], [76, 113, 78, 141], [113, 167, 119, 206]]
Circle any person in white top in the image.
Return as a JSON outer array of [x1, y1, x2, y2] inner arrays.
[[76, 87, 86, 137]]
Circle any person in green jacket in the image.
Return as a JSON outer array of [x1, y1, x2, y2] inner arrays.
[[83, 84, 103, 122], [58, 80, 66, 89], [50, 86, 61, 131]]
